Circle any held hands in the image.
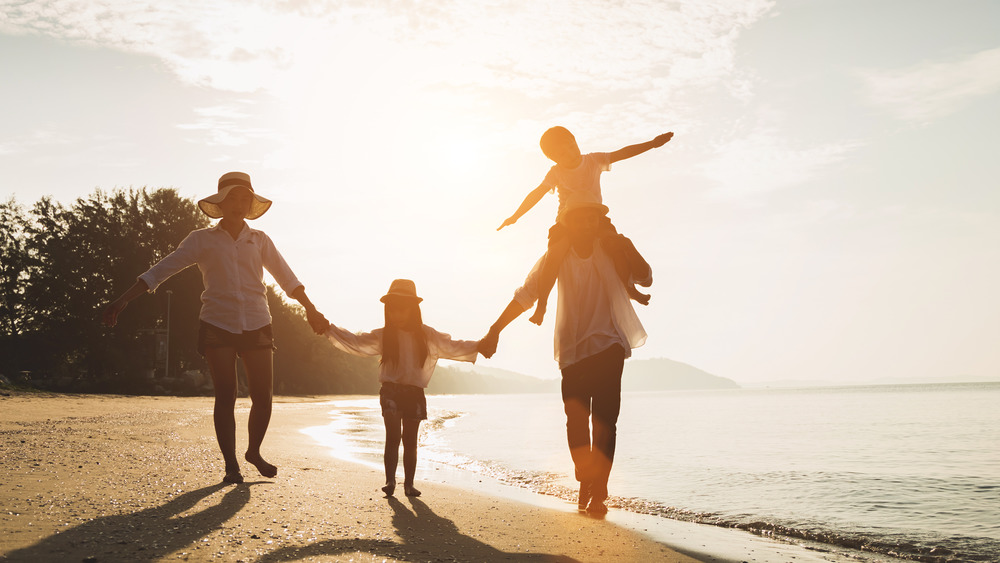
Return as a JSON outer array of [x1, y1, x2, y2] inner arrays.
[[478, 329, 500, 359], [305, 308, 330, 335], [652, 132, 674, 148]]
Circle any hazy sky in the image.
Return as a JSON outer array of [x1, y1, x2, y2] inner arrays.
[[3, 0, 998, 385]]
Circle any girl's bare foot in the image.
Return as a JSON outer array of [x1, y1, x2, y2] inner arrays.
[[245, 451, 278, 478], [627, 285, 650, 305], [223, 469, 244, 484], [404, 484, 422, 497], [381, 482, 396, 496], [529, 305, 546, 325]]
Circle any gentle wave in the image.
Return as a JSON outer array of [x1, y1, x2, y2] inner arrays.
[[305, 385, 1000, 563]]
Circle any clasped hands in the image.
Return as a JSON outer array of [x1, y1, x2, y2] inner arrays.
[[477, 328, 500, 359], [305, 307, 330, 335]]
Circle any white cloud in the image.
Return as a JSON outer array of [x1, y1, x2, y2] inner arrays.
[[860, 47, 1000, 122], [701, 130, 861, 201], [1, 0, 776, 106]]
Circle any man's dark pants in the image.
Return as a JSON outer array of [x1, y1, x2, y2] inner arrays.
[[560, 344, 625, 502]]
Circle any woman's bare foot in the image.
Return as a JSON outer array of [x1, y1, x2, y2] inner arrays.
[[403, 484, 422, 497], [244, 451, 278, 478], [381, 482, 396, 496], [223, 469, 244, 484]]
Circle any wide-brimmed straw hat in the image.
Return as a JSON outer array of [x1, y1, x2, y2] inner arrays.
[[198, 172, 272, 220], [380, 279, 423, 303], [557, 200, 610, 223]]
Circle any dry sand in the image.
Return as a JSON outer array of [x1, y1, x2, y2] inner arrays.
[[1, 392, 707, 563]]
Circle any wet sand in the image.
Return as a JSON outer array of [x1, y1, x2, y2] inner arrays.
[[0, 392, 705, 562]]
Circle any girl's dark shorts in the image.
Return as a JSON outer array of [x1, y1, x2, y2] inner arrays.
[[197, 321, 274, 357], [379, 382, 427, 420]]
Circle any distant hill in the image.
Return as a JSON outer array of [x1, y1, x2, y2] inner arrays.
[[427, 357, 738, 394], [427, 364, 556, 394], [622, 358, 739, 391]]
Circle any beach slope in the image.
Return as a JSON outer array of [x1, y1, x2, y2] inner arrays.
[[0, 392, 700, 562]]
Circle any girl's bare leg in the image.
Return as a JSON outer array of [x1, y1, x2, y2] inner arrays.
[[242, 347, 277, 478], [529, 238, 571, 325], [382, 413, 403, 495], [402, 418, 422, 496], [205, 347, 242, 482]]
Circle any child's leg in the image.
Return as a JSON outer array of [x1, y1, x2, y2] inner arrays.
[[242, 347, 277, 478], [205, 347, 242, 482], [382, 413, 402, 495], [530, 226, 571, 325], [401, 418, 422, 496], [603, 231, 651, 305]]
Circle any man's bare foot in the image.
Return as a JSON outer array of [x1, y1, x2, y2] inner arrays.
[[404, 484, 422, 497], [586, 499, 608, 516], [381, 483, 396, 496], [529, 305, 546, 326], [627, 285, 650, 305], [244, 452, 278, 478], [577, 481, 592, 511], [223, 470, 244, 484]]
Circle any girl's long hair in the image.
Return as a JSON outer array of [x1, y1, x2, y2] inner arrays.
[[381, 300, 428, 369]]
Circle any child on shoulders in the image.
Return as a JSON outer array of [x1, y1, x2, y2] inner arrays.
[[498, 126, 672, 325]]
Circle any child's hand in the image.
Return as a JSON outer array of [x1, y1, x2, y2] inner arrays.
[[497, 216, 518, 231], [652, 132, 673, 147]]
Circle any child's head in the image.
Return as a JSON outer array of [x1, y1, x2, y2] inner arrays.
[[379, 279, 427, 367], [540, 126, 582, 168], [380, 279, 424, 331]]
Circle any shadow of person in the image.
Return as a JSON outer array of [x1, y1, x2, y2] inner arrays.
[[254, 495, 578, 562], [4, 483, 258, 562]]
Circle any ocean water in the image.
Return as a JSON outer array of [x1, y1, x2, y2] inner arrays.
[[303, 383, 1000, 563]]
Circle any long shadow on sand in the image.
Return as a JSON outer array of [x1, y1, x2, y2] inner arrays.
[[255, 495, 579, 562], [3, 482, 258, 562]]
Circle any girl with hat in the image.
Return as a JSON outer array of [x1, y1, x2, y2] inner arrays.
[[320, 279, 488, 497], [102, 171, 328, 484]]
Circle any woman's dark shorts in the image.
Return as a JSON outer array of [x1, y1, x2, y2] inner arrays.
[[379, 382, 427, 420], [197, 321, 274, 357]]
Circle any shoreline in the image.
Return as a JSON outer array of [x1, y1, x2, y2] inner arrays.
[[300, 396, 895, 563], [1, 392, 702, 562]]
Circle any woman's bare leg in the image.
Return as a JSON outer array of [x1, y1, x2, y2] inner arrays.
[[242, 347, 277, 478], [205, 347, 241, 482]]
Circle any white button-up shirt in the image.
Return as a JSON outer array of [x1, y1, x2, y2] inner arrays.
[[513, 240, 649, 369], [139, 223, 302, 334], [325, 324, 479, 388]]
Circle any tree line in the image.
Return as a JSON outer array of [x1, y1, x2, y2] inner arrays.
[[0, 188, 379, 396]]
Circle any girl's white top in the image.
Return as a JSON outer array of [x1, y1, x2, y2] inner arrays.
[[138, 223, 302, 333], [325, 324, 479, 388], [513, 240, 649, 369], [541, 152, 611, 221]]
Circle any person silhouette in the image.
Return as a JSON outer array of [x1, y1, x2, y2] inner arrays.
[[483, 200, 651, 515], [102, 172, 328, 484]]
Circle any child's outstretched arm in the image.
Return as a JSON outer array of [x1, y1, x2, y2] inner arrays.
[[608, 132, 673, 164], [498, 183, 551, 231]]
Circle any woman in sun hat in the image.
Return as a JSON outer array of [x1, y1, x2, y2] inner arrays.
[[318, 279, 489, 498], [102, 171, 329, 484]]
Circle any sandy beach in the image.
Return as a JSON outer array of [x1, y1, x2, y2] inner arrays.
[[1, 392, 714, 563]]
